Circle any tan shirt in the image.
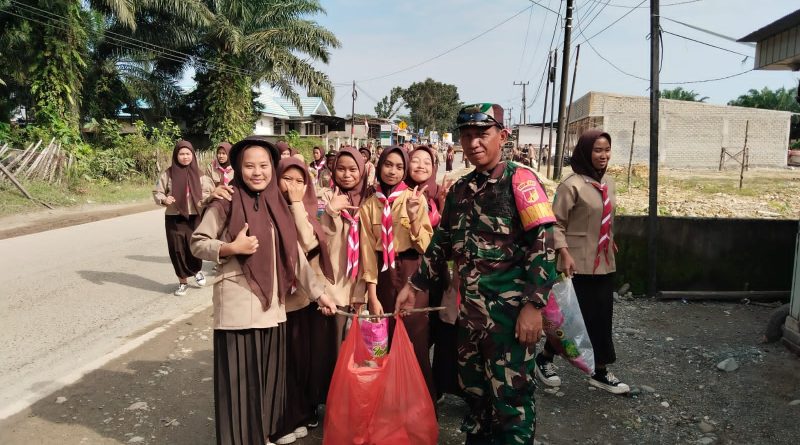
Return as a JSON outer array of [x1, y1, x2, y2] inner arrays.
[[190, 206, 325, 329], [552, 173, 617, 275], [152, 170, 215, 216], [205, 163, 234, 187], [285, 202, 333, 313], [319, 190, 368, 307], [358, 190, 433, 285]]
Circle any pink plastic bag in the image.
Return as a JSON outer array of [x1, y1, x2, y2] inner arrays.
[[360, 318, 389, 358]]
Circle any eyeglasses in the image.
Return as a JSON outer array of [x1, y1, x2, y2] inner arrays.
[[456, 112, 504, 128]]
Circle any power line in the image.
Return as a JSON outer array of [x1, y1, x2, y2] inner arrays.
[[662, 30, 752, 58], [526, 1, 563, 108], [662, 69, 753, 85], [6, 0, 255, 78], [595, 0, 702, 8], [661, 15, 756, 48], [576, 0, 647, 45], [356, 5, 536, 83]]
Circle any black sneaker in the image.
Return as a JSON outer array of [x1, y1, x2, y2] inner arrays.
[[534, 354, 561, 387], [589, 371, 630, 394]]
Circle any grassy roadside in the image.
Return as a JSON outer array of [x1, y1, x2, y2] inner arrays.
[[0, 178, 152, 217]]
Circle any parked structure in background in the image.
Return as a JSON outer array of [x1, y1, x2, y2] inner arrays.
[[565, 91, 792, 169]]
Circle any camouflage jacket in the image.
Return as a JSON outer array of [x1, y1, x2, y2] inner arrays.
[[410, 161, 558, 331]]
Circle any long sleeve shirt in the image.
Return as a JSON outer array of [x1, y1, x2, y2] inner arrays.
[[152, 170, 215, 216]]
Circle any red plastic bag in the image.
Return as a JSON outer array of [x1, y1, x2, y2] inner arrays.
[[323, 317, 438, 445]]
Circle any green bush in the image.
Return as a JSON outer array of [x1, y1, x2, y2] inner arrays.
[[282, 130, 324, 163]]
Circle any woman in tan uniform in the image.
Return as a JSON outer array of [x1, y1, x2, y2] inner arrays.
[[153, 140, 214, 296], [359, 145, 435, 399], [206, 141, 234, 187], [190, 136, 336, 445], [318, 147, 370, 339], [533, 129, 630, 395], [274, 157, 336, 443]]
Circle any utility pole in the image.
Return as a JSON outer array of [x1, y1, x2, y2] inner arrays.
[[513, 81, 529, 124], [547, 51, 557, 179], [564, 44, 581, 156], [538, 50, 553, 173], [648, 0, 660, 297], [350, 80, 357, 146], [507, 106, 514, 129], [553, 0, 574, 180]]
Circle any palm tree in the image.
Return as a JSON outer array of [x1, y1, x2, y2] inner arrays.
[[661, 87, 709, 102], [192, 0, 340, 142]]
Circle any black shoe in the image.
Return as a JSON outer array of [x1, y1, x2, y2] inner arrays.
[[465, 433, 493, 445], [589, 370, 630, 394], [534, 354, 561, 387]]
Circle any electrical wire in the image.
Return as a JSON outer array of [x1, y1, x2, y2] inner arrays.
[[662, 29, 752, 58], [596, 0, 702, 8], [576, 0, 647, 45], [6, 0, 256, 78]]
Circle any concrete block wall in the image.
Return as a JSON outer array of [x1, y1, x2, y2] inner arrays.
[[569, 92, 791, 168]]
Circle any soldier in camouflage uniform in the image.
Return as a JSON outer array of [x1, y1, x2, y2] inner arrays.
[[395, 103, 559, 445]]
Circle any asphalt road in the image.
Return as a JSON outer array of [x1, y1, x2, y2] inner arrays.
[[0, 209, 212, 418]]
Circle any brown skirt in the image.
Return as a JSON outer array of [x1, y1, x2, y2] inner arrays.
[[214, 325, 286, 445], [164, 215, 202, 279], [376, 251, 435, 400]]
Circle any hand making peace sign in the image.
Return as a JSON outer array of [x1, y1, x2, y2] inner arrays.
[[327, 187, 360, 214], [406, 184, 428, 219]]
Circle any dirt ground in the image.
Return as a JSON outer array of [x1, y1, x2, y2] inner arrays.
[[0, 296, 797, 445]]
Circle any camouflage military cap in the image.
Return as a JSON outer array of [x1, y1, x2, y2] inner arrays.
[[456, 103, 505, 129]]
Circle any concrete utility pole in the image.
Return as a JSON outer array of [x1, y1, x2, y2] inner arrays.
[[513, 81, 530, 124], [350, 80, 357, 146], [507, 106, 514, 128], [648, 0, 660, 297], [547, 51, 557, 179], [538, 50, 553, 173], [564, 43, 581, 156], [553, 0, 574, 180]]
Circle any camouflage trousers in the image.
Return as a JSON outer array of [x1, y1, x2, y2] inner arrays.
[[458, 323, 538, 445]]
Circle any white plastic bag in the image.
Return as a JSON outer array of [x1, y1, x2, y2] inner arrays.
[[541, 277, 595, 375]]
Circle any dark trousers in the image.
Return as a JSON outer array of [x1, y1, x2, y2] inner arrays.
[[164, 214, 202, 279], [376, 251, 436, 401], [544, 273, 617, 366]]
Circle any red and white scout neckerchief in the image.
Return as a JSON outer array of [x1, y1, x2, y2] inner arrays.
[[375, 182, 408, 271], [340, 209, 360, 280], [312, 160, 325, 173], [590, 181, 613, 272], [213, 160, 233, 186]]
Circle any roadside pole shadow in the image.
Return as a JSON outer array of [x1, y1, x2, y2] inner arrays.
[[125, 255, 172, 264], [77, 270, 175, 294]]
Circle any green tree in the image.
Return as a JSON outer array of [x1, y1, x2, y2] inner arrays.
[[661, 87, 708, 102], [191, 0, 340, 143], [374, 86, 405, 119], [401, 78, 461, 133], [728, 86, 800, 126]]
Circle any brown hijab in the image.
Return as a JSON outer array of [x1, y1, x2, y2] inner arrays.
[[405, 145, 440, 204], [570, 129, 611, 183], [376, 145, 410, 195], [208, 136, 298, 310], [215, 141, 232, 167], [333, 146, 370, 208], [167, 140, 203, 218], [277, 157, 335, 284]]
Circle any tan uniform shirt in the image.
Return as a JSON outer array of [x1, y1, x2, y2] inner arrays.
[[285, 202, 333, 313], [319, 190, 368, 307], [190, 207, 325, 329], [152, 170, 215, 216], [358, 190, 433, 285], [552, 173, 617, 275]]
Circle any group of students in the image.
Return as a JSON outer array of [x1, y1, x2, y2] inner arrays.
[[153, 136, 461, 444]]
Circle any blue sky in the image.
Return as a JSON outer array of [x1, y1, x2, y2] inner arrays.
[[309, 0, 799, 122]]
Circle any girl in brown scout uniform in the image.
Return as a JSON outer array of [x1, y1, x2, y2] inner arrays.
[[359, 145, 435, 399], [190, 136, 337, 445], [153, 140, 214, 296], [406, 145, 461, 401], [206, 141, 234, 187], [318, 147, 370, 344], [274, 157, 337, 443], [533, 129, 630, 395]]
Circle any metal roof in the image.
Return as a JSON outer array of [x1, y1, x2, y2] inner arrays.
[[739, 8, 800, 42], [272, 97, 330, 119]]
